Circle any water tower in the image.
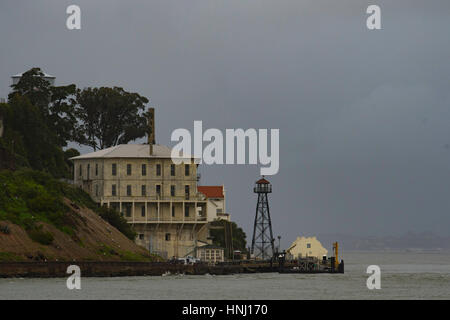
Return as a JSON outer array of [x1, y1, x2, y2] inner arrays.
[[250, 177, 275, 260], [11, 71, 55, 86]]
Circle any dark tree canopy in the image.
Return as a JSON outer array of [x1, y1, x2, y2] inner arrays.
[[8, 67, 77, 147], [2, 95, 69, 178], [8, 68, 52, 108], [74, 87, 150, 150], [209, 220, 248, 257], [1, 67, 151, 177]]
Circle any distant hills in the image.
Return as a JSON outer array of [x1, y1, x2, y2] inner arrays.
[[316, 232, 450, 251]]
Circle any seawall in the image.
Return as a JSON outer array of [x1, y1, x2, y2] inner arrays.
[[0, 261, 275, 278]]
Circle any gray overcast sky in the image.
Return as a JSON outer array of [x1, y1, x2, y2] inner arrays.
[[1, 0, 450, 247]]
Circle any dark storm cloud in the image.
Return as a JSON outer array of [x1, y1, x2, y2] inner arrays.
[[1, 0, 450, 248]]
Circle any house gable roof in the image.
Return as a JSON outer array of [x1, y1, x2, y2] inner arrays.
[[197, 186, 224, 199]]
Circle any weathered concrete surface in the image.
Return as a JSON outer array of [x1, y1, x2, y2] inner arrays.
[[0, 261, 275, 278], [0, 261, 342, 278]]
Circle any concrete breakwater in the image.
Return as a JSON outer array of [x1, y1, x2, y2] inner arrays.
[[0, 261, 278, 278]]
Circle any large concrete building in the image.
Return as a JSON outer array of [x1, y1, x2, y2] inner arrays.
[[70, 143, 228, 259]]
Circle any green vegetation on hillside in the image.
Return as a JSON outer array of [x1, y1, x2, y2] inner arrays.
[[0, 169, 136, 242], [97, 206, 137, 240]]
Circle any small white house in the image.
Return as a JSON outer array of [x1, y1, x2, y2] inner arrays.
[[287, 236, 328, 259], [196, 245, 225, 264], [197, 186, 230, 222]]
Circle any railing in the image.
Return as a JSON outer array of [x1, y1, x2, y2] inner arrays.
[[129, 217, 208, 223], [254, 185, 272, 193], [103, 196, 205, 201]]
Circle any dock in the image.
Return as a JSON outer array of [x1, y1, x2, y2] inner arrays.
[[0, 259, 343, 278]]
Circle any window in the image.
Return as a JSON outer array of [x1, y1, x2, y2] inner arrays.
[[185, 185, 190, 199], [125, 205, 131, 217], [170, 185, 175, 197], [127, 185, 132, 196], [172, 206, 175, 217], [141, 185, 146, 196], [185, 164, 190, 176], [307, 243, 311, 248], [185, 206, 189, 217], [112, 163, 117, 176], [95, 184, 99, 197], [165, 233, 171, 241], [79, 165, 82, 177], [139, 234, 144, 240], [87, 164, 90, 179], [216, 208, 223, 214], [156, 164, 161, 176], [112, 184, 117, 196], [170, 164, 175, 176], [141, 205, 145, 217], [95, 163, 98, 176], [156, 185, 161, 196], [142, 164, 146, 176], [127, 164, 132, 175]]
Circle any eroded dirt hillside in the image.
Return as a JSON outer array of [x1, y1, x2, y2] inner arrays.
[[0, 198, 160, 262]]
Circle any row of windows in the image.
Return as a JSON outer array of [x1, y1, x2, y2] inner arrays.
[[79, 163, 191, 178], [200, 252, 223, 258], [111, 184, 190, 196], [113, 163, 190, 177], [79, 163, 99, 178], [123, 206, 191, 218], [138, 232, 194, 241]]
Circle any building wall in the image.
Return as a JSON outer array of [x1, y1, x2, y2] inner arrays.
[[74, 158, 199, 202], [197, 247, 225, 264], [288, 236, 328, 259], [133, 223, 209, 259], [73, 156, 210, 258], [205, 198, 228, 222]]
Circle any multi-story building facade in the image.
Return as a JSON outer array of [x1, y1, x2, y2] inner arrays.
[[71, 143, 212, 259]]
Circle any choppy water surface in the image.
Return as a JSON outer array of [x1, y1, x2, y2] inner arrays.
[[1, 251, 449, 299]]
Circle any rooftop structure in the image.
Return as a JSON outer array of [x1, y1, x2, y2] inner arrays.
[[11, 71, 55, 86]]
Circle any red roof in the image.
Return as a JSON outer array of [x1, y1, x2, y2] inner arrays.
[[197, 186, 224, 198], [256, 178, 270, 184]]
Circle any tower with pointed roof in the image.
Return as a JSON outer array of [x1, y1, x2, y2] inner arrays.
[[251, 177, 275, 259]]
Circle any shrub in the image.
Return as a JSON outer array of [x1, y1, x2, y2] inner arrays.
[[0, 168, 137, 243], [97, 206, 136, 240], [27, 227, 54, 245], [0, 224, 10, 234]]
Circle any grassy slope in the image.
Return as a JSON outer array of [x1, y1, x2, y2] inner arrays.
[[0, 169, 161, 262]]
